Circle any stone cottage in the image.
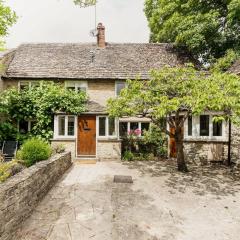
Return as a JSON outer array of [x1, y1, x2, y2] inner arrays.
[[0, 23, 239, 163]]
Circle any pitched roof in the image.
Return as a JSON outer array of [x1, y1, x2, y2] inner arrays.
[[4, 43, 193, 80], [229, 60, 240, 75]]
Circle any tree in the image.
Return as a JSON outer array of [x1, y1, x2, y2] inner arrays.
[[0, 0, 17, 49], [144, 0, 240, 64], [0, 82, 87, 140], [107, 66, 240, 172], [73, 0, 96, 7]]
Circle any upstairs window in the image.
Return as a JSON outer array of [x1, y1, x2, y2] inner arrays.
[[116, 81, 126, 96], [19, 120, 36, 134], [19, 81, 40, 91], [200, 115, 210, 136], [65, 81, 88, 93]]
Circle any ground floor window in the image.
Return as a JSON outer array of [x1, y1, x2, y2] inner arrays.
[[119, 121, 150, 137], [97, 116, 117, 138], [185, 114, 225, 140], [54, 115, 76, 138]]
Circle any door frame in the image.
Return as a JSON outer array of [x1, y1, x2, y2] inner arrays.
[[76, 114, 97, 157]]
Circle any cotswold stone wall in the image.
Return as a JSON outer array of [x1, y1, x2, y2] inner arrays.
[[184, 141, 228, 164], [97, 139, 121, 161], [231, 125, 240, 164], [0, 152, 72, 240]]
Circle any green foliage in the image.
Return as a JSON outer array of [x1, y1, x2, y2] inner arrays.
[[108, 65, 240, 171], [16, 138, 52, 167], [0, 160, 20, 183], [0, 82, 87, 139], [211, 50, 239, 73], [73, 0, 97, 7], [0, 121, 18, 141], [122, 150, 134, 161], [142, 124, 167, 157], [0, 0, 17, 49], [144, 0, 240, 64]]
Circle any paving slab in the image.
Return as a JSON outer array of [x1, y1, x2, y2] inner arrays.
[[15, 161, 240, 240]]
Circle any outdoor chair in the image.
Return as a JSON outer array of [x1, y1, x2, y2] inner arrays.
[[1, 141, 18, 162]]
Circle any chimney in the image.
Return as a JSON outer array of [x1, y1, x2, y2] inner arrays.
[[97, 23, 106, 48]]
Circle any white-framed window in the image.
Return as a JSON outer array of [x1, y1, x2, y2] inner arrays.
[[97, 116, 117, 138], [54, 115, 76, 139], [19, 81, 40, 91], [65, 81, 88, 93], [185, 114, 227, 140], [119, 121, 150, 138], [115, 81, 126, 96], [18, 120, 36, 134]]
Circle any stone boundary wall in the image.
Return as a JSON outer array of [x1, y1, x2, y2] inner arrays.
[[0, 152, 72, 240]]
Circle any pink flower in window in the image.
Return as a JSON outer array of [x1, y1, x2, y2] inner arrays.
[[134, 129, 141, 136]]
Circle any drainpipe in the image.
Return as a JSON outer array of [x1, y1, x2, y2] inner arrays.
[[227, 120, 232, 166]]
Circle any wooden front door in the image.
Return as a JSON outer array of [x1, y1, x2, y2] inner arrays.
[[169, 126, 184, 158], [77, 115, 96, 156]]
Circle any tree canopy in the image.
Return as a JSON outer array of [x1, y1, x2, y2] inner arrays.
[[0, 0, 17, 49], [144, 0, 240, 64], [0, 82, 87, 140], [107, 66, 240, 171]]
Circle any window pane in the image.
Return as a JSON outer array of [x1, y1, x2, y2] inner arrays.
[[99, 117, 106, 136], [19, 120, 29, 134], [141, 123, 150, 133], [200, 115, 209, 136], [68, 117, 75, 136], [77, 87, 87, 93], [67, 87, 75, 91], [58, 116, 65, 136], [119, 122, 128, 137], [31, 82, 40, 88], [213, 120, 222, 136], [108, 117, 116, 136], [188, 116, 192, 136], [20, 82, 29, 91], [130, 122, 139, 131], [116, 82, 126, 96]]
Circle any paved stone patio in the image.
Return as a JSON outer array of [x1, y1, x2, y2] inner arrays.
[[15, 161, 240, 240]]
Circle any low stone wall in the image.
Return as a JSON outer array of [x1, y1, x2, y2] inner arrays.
[[97, 139, 122, 161], [0, 152, 72, 240]]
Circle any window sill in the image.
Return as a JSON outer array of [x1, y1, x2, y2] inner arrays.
[[184, 138, 228, 143]]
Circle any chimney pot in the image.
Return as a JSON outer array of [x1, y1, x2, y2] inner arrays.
[[97, 23, 106, 48]]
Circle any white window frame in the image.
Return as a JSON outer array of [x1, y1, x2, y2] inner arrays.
[[115, 81, 126, 96], [184, 114, 228, 141], [65, 81, 88, 93], [119, 121, 151, 137], [54, 115, 77, 139], [18, 120, 36, 133], [18, 81, 41, 91], [97, 116, 118, 139]]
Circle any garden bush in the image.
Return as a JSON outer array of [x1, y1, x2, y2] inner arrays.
[[16, 138, 52, 167], [0, 160, 23, 183]]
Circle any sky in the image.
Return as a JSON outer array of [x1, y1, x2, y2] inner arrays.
[[5, 0, 150, 48]]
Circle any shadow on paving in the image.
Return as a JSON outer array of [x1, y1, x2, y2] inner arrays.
[[123, 160, 240, 197]]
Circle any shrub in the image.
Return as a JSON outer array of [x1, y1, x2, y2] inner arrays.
[[17, 138, 52, 167], [0, 160, 23, 183], [122, 150, 134, 161]]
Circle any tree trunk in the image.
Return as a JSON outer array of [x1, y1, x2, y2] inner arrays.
[[175, 128, 188, 172]]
